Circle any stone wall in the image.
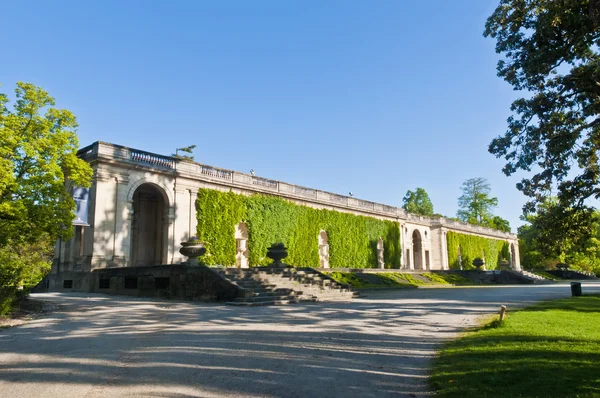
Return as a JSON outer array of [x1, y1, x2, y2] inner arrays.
[[50, 141, 521, 282], [91, 264, 247, 300]]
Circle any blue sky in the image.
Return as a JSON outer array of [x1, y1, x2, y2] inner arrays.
[[2, 1, 528, 231]]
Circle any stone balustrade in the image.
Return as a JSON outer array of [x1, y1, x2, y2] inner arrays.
[[78, 141, 517, 240]]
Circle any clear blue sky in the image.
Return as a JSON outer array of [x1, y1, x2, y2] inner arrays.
[[2, 1, 528, 231]]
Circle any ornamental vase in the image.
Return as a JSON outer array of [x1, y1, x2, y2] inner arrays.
[[179, 242, 207, 266]]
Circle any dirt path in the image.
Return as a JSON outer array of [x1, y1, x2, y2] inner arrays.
[[1, 283, 598, 397]]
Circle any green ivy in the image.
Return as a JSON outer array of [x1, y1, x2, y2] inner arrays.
[[196, 188, 401, 268], [446, 231, 510, 270]]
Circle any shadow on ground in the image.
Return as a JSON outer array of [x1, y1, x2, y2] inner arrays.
[[0, 284, 598, 397]]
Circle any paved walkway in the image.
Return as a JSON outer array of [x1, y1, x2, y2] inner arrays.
[[1, 283, 599, 397]]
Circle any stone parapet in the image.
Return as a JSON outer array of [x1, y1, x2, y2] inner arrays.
[[78, 141, 517, 240]]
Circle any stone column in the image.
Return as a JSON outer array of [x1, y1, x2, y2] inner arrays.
[[377, 237, 385, 269], [173, 187, 190, 263], [189, 189, 198, 239], [110, 174, 130, 266], [167, 207, 176, 264], [440, 228, 449, 270], [89, 168, 117, 270], [512, 239, 522, 271]]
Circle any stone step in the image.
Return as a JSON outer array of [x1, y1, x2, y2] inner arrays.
[[233, 293, 300, 303], [225, 298, 301, 306], [251, 289, 297, 296], [220, 268, 356, 306]]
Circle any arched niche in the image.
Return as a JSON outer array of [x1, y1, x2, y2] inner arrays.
[[235, 222, 249, 268], [318, 230, 330, 268], [131, 183, 169, 266]]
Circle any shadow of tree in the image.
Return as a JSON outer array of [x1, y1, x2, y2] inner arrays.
[[1, 285, 600, 397]]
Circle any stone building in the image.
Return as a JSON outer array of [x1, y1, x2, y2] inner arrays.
[[49, 141, 520, 291]]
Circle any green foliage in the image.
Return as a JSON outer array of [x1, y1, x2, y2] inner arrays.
[[485, 0, 600, 246], [487, 216, 511, 233], [446, 231, 510, 270], [172, 144, 196, 161], [196, 188, 401, 268], [518, 199, 600, 274], [457, 178, 499, 226], [431, 295, 600, 397], [326, 272, 420, 288], [195, 189, 247, 265], [326, 271, 474, 288], [0, 82, 92, 313], [402, 188, 434, 216]]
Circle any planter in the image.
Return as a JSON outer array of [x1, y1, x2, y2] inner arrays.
[[472, 258, 485, 270], [266, 244, 288, 268], [179, 241, 207, 266]]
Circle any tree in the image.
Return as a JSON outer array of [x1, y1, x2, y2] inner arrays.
[[0, 82, 92, 313], [518, 198, 600, 273], [402, 188, 434, 216], [457, 178, 499, 225], [485, 0, 600, 247], [488, 215, 511, 233], [172, 144, 196, 161]]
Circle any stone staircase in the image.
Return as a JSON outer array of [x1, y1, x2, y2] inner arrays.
[[217, 267, 358, 306], [519, 270, 553, 284]]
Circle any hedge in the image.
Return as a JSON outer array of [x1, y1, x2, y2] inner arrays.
[[196, 188, 401, 268], [446, 231, 510, 270]]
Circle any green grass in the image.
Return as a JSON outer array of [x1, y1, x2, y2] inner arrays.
[[422, 272, 473, 285], [431, 295, 600, 397], [325, 272, 416, 288], [325, 272, 474, 288]]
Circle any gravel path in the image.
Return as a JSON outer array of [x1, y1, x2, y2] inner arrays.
[[1, 282, 599, 398]]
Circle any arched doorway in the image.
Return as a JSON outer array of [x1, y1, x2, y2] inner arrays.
[[412, 230, 423, 270], [235, 222, 249, 268], [131, 183, 168, 266], [318, 230, 329, 268]]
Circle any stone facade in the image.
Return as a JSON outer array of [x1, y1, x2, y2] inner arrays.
[[49, 141, 520, 291]]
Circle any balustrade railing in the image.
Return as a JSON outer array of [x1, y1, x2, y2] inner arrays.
[[201, 166, 232, 180], [130, 149, 175, 169], [79, 142, 516, 238], [295, 186, 317, 198], [329, 194, 347, 204], [382, 205, 396, 214], [252, 176, 278, 189], [357, 200, 375, 210]]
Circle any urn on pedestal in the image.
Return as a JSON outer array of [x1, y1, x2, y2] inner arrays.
[[266, 242, 288, 268], [472, 257, 485, 270], [179, 237, 207, 266]]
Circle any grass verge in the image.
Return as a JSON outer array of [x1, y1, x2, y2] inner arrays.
[[430, 295, 600, 397], [325, 272, 472, 288]]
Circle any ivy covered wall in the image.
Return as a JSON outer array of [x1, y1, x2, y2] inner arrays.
[[446, 231, 510, 270], [196, 188, 401, 268]]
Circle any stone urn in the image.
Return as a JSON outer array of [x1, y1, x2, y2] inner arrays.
[[499, 259, 511, 270], [266, 243, 288, 268], [472, 258, 485, 270], [179, 238, 207, 266]]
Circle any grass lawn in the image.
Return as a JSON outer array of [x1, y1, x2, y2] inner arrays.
[[325, 272, 473, 288], [431, 295, 600, 397]]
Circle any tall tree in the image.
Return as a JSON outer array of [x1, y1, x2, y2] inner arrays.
[[402, 188, 434, 216], [488, 215, 511, 233], [0, 82, 92, 313], [457, 178, 499, 225], [485, 0, 600, 247], [518, 198, 600, 273]]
